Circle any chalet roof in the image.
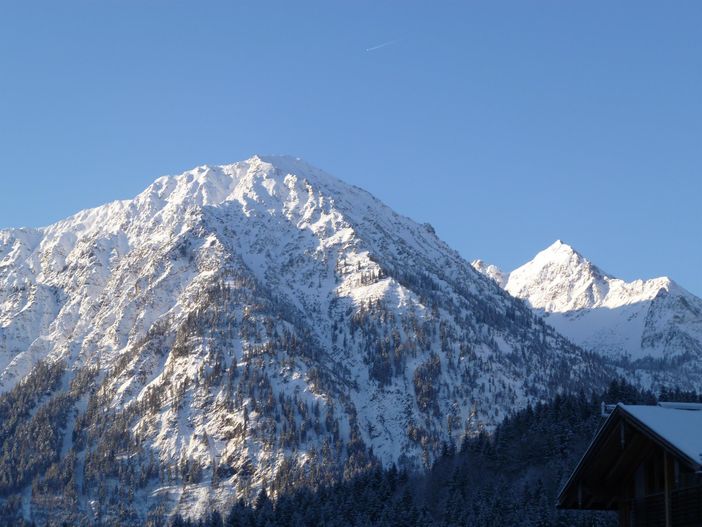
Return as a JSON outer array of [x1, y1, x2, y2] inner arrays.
[[557, 401, 702, 509], [620, 403, 702, 467]]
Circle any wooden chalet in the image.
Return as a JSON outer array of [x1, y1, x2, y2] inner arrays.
[[558, 402, 702, 527]]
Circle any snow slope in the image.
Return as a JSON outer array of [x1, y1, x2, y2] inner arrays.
[[0, 159, 609, 523]]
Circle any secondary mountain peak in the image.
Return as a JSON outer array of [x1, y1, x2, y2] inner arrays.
[[504, 241, 609, 313], [527, 240, 591, 270], [474, 241, 702, 371], [545, 239, 570, 251]]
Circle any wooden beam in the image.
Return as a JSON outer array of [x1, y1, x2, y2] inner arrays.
[[620, 421, 626, 449], [603, 433, 650, 485]]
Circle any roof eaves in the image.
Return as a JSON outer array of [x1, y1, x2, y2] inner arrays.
[[617, 404, 702, 471], [556, 406, 623, 506]]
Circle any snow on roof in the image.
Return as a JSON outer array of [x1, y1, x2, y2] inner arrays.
[[657, 402, 702, 411], [619, 403, 702, 466]]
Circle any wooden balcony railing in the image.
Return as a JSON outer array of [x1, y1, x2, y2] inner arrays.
[[671, 485, 702, 527], [629, 485, 702, 527]]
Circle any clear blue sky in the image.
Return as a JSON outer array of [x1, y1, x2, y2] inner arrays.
[[1, 1, 700, 294]]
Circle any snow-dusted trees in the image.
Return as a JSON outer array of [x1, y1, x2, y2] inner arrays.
[[169, 382, 668, 527]]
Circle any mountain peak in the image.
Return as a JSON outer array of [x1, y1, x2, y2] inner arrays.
[[244, 154, 329, 179], [129, 155, 348, 221], [501, 242, 698, 337], [536, 239, 582, 261], [503, 241, 609, 313], [545, 239, 573, 252], [491, 242, 702, 365]]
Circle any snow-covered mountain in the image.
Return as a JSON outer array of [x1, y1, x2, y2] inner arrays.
[[472, 241, 702, 386], [470, 260, 507, 289], [0, 157, 610, 524]]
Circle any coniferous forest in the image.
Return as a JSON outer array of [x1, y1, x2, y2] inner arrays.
[[157, 380, 697, 527], [2, 376, 699, 526]]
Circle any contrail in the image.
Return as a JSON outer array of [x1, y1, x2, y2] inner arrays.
[[365, 39, 398, 52]]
